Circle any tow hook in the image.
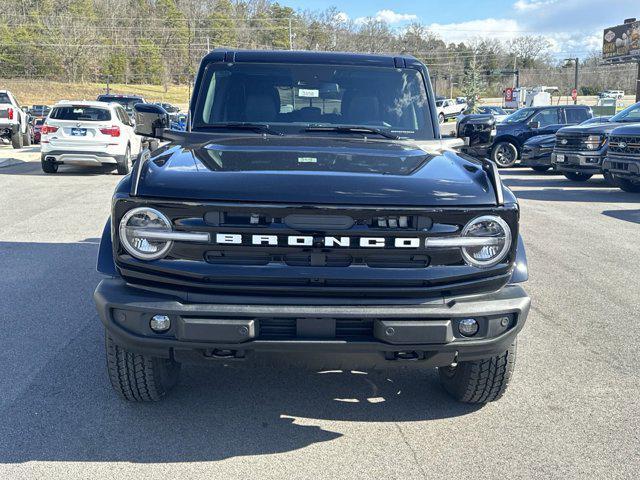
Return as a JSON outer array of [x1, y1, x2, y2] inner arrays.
[[204, 348, 245, 360]]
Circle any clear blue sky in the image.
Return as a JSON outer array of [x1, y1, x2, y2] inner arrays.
[[283, 0, 636, 57]]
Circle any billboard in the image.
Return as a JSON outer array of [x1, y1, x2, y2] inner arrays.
[[602, 21, 640, 62]]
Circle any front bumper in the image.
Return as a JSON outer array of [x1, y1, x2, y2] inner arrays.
[[602, 155, 640, 181], [94, 278, 530, 367], [551, 151, 604, 174], [41, 150, 124, 166], [520, 148, 552, 167]]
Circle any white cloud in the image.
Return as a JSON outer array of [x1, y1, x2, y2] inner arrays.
[[513, 0, 557, 12], [334, 11, 349, 23], [375, 9, 418, 24], [425, 18, 522, 44], [355, 9, 418, 26]]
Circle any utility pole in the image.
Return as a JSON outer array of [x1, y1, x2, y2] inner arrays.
[[636, 60, 640, 102], [573, 57, 579, 104], [288, 18, 293, 50], [106, 75, 111, 94], [512, 55, 517, 88]]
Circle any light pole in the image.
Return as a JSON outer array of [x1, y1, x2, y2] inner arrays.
[[564, 58, 579, 104]]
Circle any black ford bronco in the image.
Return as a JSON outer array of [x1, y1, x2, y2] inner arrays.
[[94, 50, 530, 404]]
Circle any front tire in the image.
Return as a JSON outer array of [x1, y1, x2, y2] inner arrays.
[[105, 333, 181, 402], [491, 141, 518, 168], [11, 129, 23, 149], [23, 130, 32, 146], [563, 172, 592, 182], [438, 341, 517, 403], [116, 146, 131, 175], [614, 177, 640, 193]]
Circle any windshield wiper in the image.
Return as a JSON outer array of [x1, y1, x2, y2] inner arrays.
[[305, 125, 400, 140], [201, 122, 284, 136]]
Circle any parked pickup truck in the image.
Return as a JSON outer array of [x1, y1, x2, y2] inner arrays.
[[94, 50, 530, 405], [485, 105, 592, 167], [552, 102, 640, 181], [0, 90, 30, 148], [602, 124, 640, 192], [435, 98, 466, 124]]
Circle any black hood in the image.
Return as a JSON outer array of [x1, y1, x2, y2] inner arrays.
[[557, 122, 624, 135], [135, 135, 499, 206], [524, 134, 555, 147]]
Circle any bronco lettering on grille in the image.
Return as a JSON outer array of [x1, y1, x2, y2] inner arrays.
[[215, 234, 423, 248]]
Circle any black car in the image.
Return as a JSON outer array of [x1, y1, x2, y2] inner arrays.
[[484, 105, 592, 167], [602, 124, 640, 192], [552, 102, 640, 181], [93, 50, 530, 404], [520, 117, 612, 172]]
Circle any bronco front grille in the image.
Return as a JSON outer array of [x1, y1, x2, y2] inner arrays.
[[114, 199, 519, 298]]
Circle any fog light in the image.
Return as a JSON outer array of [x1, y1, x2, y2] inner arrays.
[[150, 314, 171, 332], [458, 318, 479, 337]]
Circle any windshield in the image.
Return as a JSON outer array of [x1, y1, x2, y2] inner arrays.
[[502, 108, 535, 124], [610, 102, 640, 123], [487, 106, 506, 115], [98, 96, 140, 112], [50, 106, 111, 121], [193, 62, 434, 139]]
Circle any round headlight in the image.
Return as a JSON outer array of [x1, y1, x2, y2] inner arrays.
[[461, 215, 512, 268], [119, 207, 173, 260]]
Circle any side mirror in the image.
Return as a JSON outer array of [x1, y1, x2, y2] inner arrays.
[[133, 103, 169, 138], [528, 121, 540, 129]]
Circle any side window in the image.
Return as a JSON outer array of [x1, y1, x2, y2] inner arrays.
[[565, 108, 589, 124], [530, 108, 560, 128], [116, 107, 130, 126]]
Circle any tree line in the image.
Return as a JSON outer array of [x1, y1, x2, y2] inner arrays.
[[0, 0, 635, 98]]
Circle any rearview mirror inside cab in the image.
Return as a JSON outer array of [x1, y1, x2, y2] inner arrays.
[[134, 103, 170, 138]]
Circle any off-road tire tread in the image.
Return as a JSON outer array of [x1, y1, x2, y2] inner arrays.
[[439, 341, 516, 403], [105, 334, 179, 402]]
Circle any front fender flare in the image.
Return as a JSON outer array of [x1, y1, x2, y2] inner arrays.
[[510, 234, 528, 283], [97, 218, 118, 277]]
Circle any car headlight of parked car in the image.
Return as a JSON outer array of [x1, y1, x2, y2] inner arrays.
[[585, 135, 606, 150], [119, 207, 175, 260], [460, 215, 512, 268]]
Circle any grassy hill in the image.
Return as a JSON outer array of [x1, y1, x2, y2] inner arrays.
[[1, 79, 190, 110]]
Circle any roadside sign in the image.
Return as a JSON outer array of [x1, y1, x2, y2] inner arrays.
[[505, 88, 513, 102], [571, 89, 578, 101], [603, 20, 640, 62]]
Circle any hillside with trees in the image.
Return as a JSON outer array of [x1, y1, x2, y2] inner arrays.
[[1, 0, 636, 98]]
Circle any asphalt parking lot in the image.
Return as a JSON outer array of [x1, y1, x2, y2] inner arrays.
[[1, 144, 639, 479]]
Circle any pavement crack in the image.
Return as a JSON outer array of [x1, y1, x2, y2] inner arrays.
[[393, 422, 428, 480]]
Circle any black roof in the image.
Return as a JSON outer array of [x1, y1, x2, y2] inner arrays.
[[203, 49, 418, 68]]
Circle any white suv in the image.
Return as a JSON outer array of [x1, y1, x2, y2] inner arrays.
[[40, 101, 142, 174]]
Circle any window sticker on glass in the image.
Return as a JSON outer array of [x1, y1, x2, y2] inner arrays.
[[298, 89, 319, 98], [298, 157, 317, 163]]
